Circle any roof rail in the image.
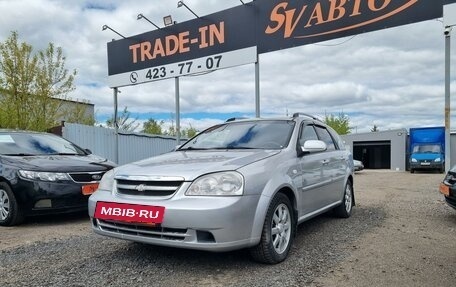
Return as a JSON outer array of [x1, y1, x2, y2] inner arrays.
[[292, 113, 322, 122]]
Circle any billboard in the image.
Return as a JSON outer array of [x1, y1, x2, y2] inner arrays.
[[107, 0, 456, 88]]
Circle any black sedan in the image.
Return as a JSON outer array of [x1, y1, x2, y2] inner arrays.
[[439, 166, 456, 210], [0, 130, 116, 226]]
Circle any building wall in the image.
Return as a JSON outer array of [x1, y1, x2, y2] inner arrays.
[[342, 129, 408, 171], [56, 98, 94, 123]]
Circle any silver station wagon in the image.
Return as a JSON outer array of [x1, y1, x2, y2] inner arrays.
[[89, 114, 354, 264]]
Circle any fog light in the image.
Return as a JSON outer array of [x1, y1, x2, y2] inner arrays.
[[34, 199, 52, 208]]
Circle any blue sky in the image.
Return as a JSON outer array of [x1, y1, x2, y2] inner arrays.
[[0, 0, 454, 133]]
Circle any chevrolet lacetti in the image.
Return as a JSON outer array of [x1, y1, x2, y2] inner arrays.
[[89, 114, 354, 263]]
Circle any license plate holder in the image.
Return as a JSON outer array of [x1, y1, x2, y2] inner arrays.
[[82, 183, 99, 195], [439, 183, 450, 196], [94, 202, 165, 224]]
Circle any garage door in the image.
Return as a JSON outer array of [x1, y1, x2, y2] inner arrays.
[[353, 141, 391, 169]]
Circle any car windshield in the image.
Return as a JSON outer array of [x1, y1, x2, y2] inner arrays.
[[179, 120, 295, 150], [412, 144, 440, 154], [0, 133, 86, 156]]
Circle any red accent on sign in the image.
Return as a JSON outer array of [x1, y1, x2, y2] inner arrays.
[[94, 202, 165, 224]]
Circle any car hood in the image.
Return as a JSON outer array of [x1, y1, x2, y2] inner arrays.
[[115, 150, 281, 181], [0, 154, 115, 172]]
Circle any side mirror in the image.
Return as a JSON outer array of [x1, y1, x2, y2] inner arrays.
[[84, 148, 92, 155], [301, 140, 327, 153]]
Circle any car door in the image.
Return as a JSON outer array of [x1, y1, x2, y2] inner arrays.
[[297, 123, 330, 215], [314, 125, 347, 205]]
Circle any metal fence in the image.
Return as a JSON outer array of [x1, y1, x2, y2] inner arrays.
[[62, 123, 179, 165]]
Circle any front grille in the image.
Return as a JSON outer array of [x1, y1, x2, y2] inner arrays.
[[69, 171, 105, 183], [96, 219, 188, 241], [116, 179, 183, 196]]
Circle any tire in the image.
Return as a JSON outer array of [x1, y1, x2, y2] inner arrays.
[[0, 182, 24, 226], [410, 169, 415, 174], [250, 193, 295, 264], [333, 180, 354, 218]]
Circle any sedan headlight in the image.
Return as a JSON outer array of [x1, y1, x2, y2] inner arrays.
[[186, 171, 244, 196], [411, 158, 418, 163], [18, 170, 71, 182], [98, 169, 115, 191], [434, 158, 441, 162]]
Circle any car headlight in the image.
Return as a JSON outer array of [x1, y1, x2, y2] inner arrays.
[[18, 170, 71, 182], [186, 171, 244, 196], [435, 158, 441, 162], [98, 169, 115, 191], [411, 158, 418, 163]]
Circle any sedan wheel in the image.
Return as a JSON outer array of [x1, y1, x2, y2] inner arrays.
[[334, 180, 354, 218], [250, 193, 295, 264], [0, 182, 24, 226], [0, 188, 10, 221]]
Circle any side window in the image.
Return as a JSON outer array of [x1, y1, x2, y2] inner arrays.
[[299, 124, 318, 146], [329, 129, 345, 150], [314, 126, 336, 151]]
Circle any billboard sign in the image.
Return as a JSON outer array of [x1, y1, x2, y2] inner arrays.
[[107, 0, 455, 88]]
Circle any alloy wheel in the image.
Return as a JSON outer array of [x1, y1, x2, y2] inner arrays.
[[271, 203, 291, 254]]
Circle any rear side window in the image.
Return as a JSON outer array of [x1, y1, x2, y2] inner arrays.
[[314, 126, 336, 151]]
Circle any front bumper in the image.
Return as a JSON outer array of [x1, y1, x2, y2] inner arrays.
[[89, 188, 263, 252], [444, 187, 456, 210], [13, 179, 91, 216], [410, 162, 443, 170]]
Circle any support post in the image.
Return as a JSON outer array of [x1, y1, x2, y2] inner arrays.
[[175, 77, 181, 145], [113, 87, 119, 164], [445, 29, 451, 172], [255, 56, 260, 118]]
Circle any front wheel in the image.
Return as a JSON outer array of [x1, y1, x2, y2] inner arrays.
[[333, 180, 354, 218], [0, 182, 24, 226], [250, 193, 295, 264]]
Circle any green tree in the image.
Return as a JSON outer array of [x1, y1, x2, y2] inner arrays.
[[182, 124, 198, 138], [32, 43, 78, 130], [324, 112, 351, 135], [371, 125, 379, 132], [106, 107, 139, 132], [142, 118, 164, 135], [0, 31, 90, 131], [0, 31, 38, 129]]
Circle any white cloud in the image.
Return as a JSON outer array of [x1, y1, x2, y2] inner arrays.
[[0, 0, 454, 134]]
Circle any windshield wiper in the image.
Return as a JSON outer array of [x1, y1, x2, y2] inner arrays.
[[2, 153, 35, 156], [51, 153, 81, 156], [213, 146, 257, 150], [178, 147, 210, 151]]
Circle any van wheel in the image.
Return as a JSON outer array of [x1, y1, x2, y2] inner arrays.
[[0, 182, 24, 226], [250, 193, 294, 264], [334, 180, 353, 218]]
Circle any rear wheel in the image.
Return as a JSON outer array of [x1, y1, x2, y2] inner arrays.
[[334, 180, 354, 218], [250, 193, 295, 264], [0, 182, 24, 226]]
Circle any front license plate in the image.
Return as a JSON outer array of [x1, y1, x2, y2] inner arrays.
[[439, 183, 450, 196], [420, 162, 431, 166], [94, 202, 165, 224], [82, 183, 99, 195]]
